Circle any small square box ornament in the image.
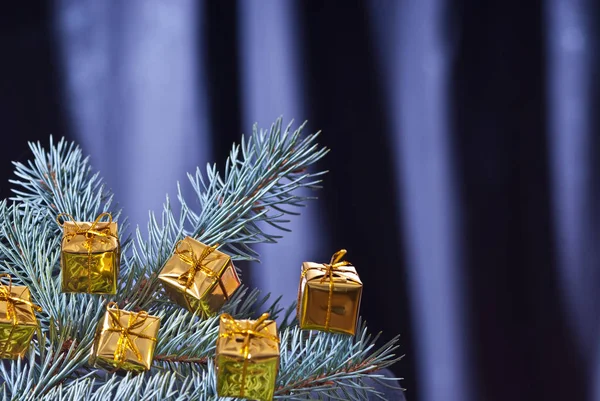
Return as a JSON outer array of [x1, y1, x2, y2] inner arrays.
[[90, 302, 160, 372], [297, 249, 363, 335], [216, 313, 280, 401], [158, 237, 241, 318], [0, 274, 42, 359], [57, 212, 120, 294]]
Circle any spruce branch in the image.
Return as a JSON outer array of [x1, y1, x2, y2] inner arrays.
[[0, 118, 403, 400], [274, 323, 402, 400]]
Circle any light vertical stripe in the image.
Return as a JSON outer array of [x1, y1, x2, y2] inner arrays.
[[54, 0, 209, 232], [237, 0, 321, 308], [546, 1, 595, 398], [368, 1, 473, 400]]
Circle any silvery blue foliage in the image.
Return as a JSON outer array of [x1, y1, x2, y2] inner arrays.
[[0, 119, 401, 400]]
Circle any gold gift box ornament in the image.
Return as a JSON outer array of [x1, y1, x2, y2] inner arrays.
[[297, 249, 363, 335], [57, 213, 120, 294], [0, 274, 42, 359], [90, 302, 160, 372], [158, 237, 241, 318], [216, 313, 280, 401]]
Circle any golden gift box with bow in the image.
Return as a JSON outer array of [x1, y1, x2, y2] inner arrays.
[[216, 313, 279, 401], [0, 274, 41, 359], [90, 302, 160, 372], [297, 249, 363, 335], [158, 237, 241, 318], [58, 213, 120, 294]]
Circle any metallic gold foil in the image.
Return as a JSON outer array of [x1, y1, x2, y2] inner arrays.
[[297, 250, 362, 335], [216, 313, 279, 401], [58, 213, 120, 294], [0, 275, 41, 359], [158, 237, 241, 317], [90, 302, 160, 372]]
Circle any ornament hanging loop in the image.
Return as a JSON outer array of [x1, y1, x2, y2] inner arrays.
[[330, 249, 347, 265], [0, 273, 12, 292]]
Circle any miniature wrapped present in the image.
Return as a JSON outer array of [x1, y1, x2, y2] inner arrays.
[[159, 237, 240, 317], [0, 274, 41, 359], [216, 313, 279, 401], [57, 212, 120, 294], [90, 302, 160, 372], [297, 249, 362, 335]]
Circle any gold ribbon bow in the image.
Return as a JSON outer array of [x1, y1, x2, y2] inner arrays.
[[174, 240, 230, 314], [57, 212, 116, 242], [0, 274, 42, 357], [174, 240, 220, 289], [57, 213, 118, 292], [104, 302, 156, 366], [219, 313, 279, 397], [301, 249, 356, 331]]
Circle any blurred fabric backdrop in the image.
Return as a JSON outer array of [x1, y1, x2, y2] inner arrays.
[[2, 1, 599, 400]]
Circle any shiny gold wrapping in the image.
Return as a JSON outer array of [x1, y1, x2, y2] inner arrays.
[[297, 250, 363, 335], [90, 303, 160, 372], [216, 313, 279, 401], [0, 284, 39, 359], [59, 213, 120, 294], [158, 237, 240, 317]]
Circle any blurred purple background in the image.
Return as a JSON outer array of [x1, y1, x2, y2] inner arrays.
[[1, 1, 599, 400]]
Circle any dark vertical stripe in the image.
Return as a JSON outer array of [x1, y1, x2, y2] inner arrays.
[[199, 0, 243, 166], [199, 0, 255, 283], [0, 3, 71, 198], [297, 0, 415, 393], [450, 1, 586, 400]]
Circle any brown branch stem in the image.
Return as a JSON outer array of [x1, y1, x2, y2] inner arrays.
[[153, 354, 209, 364], [275, 358, 383, 394]]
